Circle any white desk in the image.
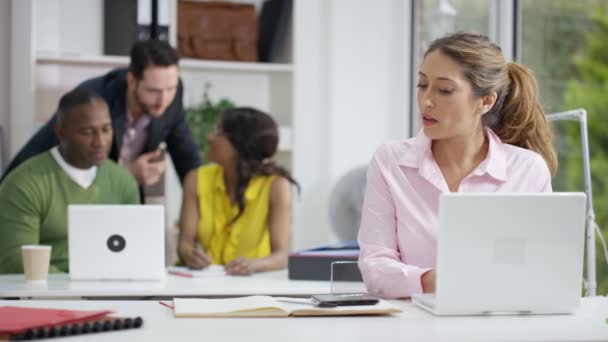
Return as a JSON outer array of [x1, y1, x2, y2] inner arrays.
[[1, 297, 607, 342], [0, 270, 331, 299]]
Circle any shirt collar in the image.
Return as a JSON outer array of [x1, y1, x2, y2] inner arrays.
[[398, 128, 508, 182], [472, 129, 507, 181], [126, 107, 152, 128], [50, 146, 98, 189], [398, 129, 431, 168]]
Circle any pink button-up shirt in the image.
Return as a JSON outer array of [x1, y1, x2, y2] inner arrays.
[[358, 128, 552, 299]]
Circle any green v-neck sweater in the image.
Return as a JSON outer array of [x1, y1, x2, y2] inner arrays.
[[0, 151, 140, 273]]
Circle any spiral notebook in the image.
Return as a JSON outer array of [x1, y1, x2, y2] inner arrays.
[[0, 306, 143, 341]]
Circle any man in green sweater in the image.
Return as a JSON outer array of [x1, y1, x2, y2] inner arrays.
[[0, 89, 140, 273]]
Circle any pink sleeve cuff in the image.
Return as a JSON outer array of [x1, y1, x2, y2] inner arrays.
[[406, 267, 432, 296]]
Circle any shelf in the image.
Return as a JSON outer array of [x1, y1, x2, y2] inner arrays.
[[36, 53, 128, 67], [180, 59, 292, 73], [36, 53, 293, 74]]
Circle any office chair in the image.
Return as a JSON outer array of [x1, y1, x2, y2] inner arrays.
[[547, 108, 605, 296], [328, 165, 368, 241]]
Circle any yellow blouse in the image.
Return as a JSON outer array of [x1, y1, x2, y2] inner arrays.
[[196, 164, 275, 265]]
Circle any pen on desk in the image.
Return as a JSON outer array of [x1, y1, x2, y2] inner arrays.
[[168, 270, 194, 278], [158, 301, 174, 309]]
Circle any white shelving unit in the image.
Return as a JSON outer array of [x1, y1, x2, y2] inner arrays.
[[10, 0, 412, 254]]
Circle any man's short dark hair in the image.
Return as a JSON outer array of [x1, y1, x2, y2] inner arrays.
[[57, 89, 106, 127], [129, 40, 179, 80]]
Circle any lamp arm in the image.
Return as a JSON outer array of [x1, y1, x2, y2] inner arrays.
[[579, 110, 597, 296], [547, 108, 598, 296]]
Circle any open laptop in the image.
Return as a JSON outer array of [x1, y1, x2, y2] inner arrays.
[[412, 192, 586, 316], [68, 205, 165, 281]]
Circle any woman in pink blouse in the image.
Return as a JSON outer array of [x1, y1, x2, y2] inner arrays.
[[357, 32, 557, 299]]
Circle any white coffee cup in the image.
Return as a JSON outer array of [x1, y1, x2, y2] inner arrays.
[[21, 245, 52, 282]]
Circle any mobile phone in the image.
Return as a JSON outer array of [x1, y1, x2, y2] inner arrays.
[[311, 293, 379, 307], [152, 142, 166, 163]]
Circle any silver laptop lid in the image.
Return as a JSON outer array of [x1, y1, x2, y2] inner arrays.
[[68, 205, 165, 281], [435, 193, 586, 315]]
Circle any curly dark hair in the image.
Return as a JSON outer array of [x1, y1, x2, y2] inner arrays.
[[220, 107, 300, 223]]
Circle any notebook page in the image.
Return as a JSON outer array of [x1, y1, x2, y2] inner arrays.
[[272, 297, 402, 316], [173, 296, 288, 317]]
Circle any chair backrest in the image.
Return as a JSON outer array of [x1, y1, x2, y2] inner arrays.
[[328, 165, 368, 241]]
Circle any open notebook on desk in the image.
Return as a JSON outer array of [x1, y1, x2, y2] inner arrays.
[[169, 296, 401, 317]]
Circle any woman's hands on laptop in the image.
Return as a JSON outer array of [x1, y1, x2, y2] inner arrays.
[[421, 270, 436, 293]]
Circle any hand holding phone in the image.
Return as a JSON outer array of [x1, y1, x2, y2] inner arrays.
[[151, 142, 167, 163], [128, 143, 167, 185]]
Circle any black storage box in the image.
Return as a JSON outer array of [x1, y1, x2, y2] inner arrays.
[[288, 240, 362, 281]]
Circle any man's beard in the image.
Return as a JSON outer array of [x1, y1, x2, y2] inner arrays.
[[133, 88, 154, 115]]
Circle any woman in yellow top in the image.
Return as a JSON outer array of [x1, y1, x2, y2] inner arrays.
[[178, 107, 299, 275]]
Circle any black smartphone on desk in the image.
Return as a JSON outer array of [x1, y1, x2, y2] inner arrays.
[[311, 293, 379, 307]]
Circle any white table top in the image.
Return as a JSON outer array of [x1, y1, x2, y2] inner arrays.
[[0, 270, 331, 299], [2, 297, 607, 342]]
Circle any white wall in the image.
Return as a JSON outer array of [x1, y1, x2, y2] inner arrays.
[[292, 0, 330, 250], [328, 0, 408, 179], [35, 0, 103, 56], [292, 0, 410, 250], [0, 0, 10, 167], [10, 0, 35, 158]]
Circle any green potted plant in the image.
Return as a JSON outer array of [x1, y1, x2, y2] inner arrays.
[[185, 83, 235, 161]]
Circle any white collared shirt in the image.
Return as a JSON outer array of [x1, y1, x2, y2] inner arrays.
[[50, 146, 97, 189]]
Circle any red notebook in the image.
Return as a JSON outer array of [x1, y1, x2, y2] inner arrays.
[[0, 306, 144, 340], [0, 306, 112, 334]]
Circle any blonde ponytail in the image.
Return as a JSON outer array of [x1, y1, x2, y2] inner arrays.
[[493, 63, 557, 175]]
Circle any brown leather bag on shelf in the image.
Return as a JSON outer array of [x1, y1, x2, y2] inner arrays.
[[178, 0, 259, 62]]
